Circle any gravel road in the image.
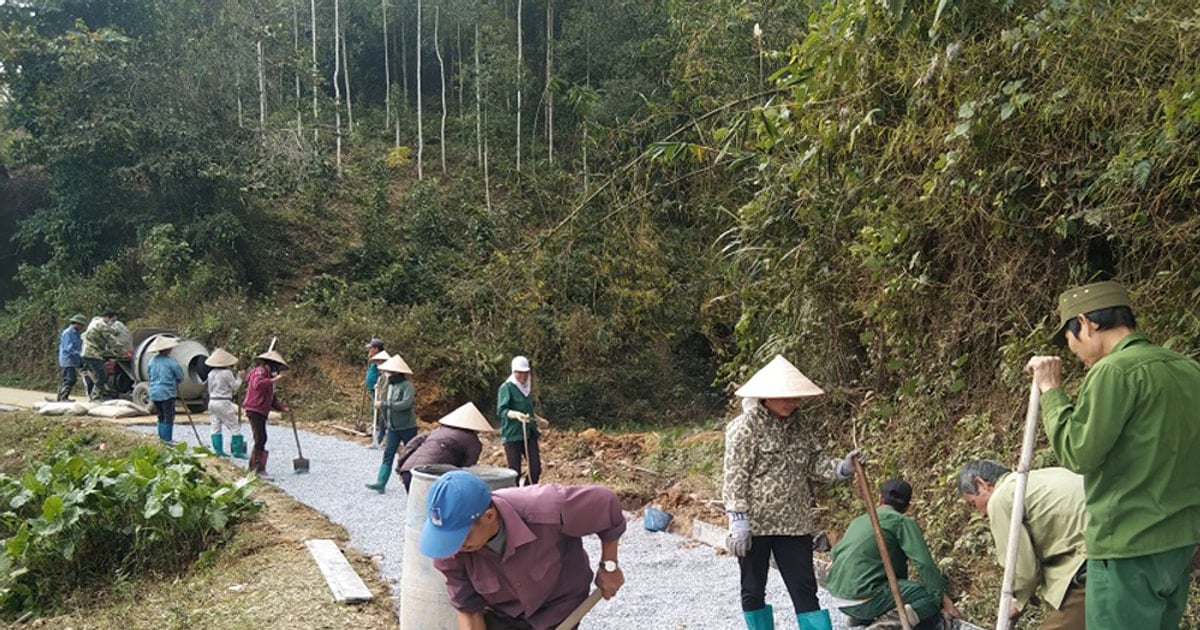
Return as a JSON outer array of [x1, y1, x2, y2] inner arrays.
[[125, 419, 882, 629]]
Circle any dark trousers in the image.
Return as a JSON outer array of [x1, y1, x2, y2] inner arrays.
[[153, 399, 176, 442], [504, 438, 541, 484], [381, 426, 418, 467], [482, 610, 576, 630], [247, 411, 268, 453], [58, 366, 78, 401], [739, 534, 818, 613], [81, 357, 108, 398]]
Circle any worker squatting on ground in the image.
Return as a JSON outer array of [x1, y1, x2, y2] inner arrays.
[[56, 314, 87, 402], [365, 354, 417, 494], [722, 354, 860, 630], [394, 402, 495, 490], [80, 309, 129, 400], [204, 348, 247, 460], [242, 350, 289, 478], [419, 469, 626, 630], [497, 355, 545, 485], [826, 479, 960, 629], [1027, 280, 1200, 629], [146, 336, 184, 444], [958, 461, 1088, 630], [365, 338, 386, 447]]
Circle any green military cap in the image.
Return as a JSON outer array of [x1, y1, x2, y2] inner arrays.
[[1052, 281, 1132, 346], [69, 313, 88, 326]]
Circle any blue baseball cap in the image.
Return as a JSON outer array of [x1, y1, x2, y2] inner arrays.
[[418, 470, 493, 559]]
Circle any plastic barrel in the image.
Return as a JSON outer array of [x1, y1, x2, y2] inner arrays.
[[400, 464, 518, 630]]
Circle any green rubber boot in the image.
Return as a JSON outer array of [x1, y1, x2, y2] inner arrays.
[[210, 433, 228, 457], [742, 605, 774, 630], [796, 609, 832, 630], [365, 463, 391, 494], [230, 434, 249, 459]]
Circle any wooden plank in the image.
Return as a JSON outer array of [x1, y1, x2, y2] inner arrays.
[[305, 539, 374, 604]]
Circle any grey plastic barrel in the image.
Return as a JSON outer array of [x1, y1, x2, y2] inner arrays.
[[133, 333, 210, 406], [400, 464, 518, 630]]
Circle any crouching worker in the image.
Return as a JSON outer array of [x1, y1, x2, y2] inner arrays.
[[395, 402, 496, 490], [826, 478, 960, 629], [419, 470, 626, 630]]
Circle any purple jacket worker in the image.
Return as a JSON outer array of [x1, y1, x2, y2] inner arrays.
[[419, 470, 627, 630]]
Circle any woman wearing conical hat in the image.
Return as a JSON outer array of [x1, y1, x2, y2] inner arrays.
[[393, 402, 496, 490], [242, 349, 290, 478], [147, 336, 185, 444], [204, 349, 246, 459], [365, 354, 419, 494], [721, 355, 860, 630]]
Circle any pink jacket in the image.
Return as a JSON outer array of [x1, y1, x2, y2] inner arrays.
[[241, 364, 286, 416]]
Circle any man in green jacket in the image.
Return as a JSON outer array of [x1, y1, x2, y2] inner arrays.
[[827, 478, 959, 629], [1027, 280, 1200, 629], [958, 461, 1088, 629]]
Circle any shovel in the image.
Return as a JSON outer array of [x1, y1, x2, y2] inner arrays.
[[288, 407, 310, 473], [178, 397, 204, 447], [555, 589, 603, 630], [996, 378, 1041, 630], [851, 454, 913, 630]]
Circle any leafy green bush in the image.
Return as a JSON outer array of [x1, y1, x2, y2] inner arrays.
[[0, 444, 260, 619]]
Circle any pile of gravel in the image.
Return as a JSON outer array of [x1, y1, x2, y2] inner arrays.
[[129, 420, 991, 629]]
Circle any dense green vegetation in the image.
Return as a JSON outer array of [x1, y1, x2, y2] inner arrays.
[[0, 423, 260, 619], [2, 0, 1199, 624]]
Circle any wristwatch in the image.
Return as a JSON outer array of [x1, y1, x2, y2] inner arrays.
[[601, 560, 619, 572]]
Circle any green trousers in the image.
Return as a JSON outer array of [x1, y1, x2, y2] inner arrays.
[[838, 580, 940, 623], [1086, 544, 1196, 630]]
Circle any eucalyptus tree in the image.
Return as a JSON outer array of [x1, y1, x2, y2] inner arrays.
[[333, 0, 343, 176], [435, 2, 447, 173], [416, 0, 424, 179]]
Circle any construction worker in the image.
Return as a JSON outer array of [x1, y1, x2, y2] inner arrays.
[[365, 338, 386, 447], [55, 314, 87, 401], [723, 354, 859, 630], [80, 309, 122, 400], [394, 402, 496, 490], [365, 354, 417, 493], [958, 460, 1088, 630], [146, 336, 184, 443], [497, 355, 541, 484], [205, 348, 246, 459], [419, 470, 626, 629], [826, 478, 959, 629], [242, 349, 289, 478], [1027, 280, 1200, 629]]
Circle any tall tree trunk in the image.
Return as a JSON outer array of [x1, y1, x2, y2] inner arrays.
[[545, 0, 553, 164], [483, 111, 492, 213], [294, 0, 303, 139], [416, 0, 424, 179], [516, 0, 522, 172], [400, 3, 408, 104], [474, 24, 482, 167], [236, 68, 244, 129], [456, 24, 463, 114], [383, 0, 391, 131], [310, 0, 319, 142], [342, 30, 354, 133], [435, 4, 447, 174], [334, 0, 344, 177], [257, 37, 267, 133]]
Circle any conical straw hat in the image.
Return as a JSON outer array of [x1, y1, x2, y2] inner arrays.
[[204, 348, 239, 368], [734, 355, 824, 398], [438, 402, 495, 433], [148, 336, 180, 353], [368, 350, 391, 363], [379, 354, 413, 374], [255, 350, 288, 368]]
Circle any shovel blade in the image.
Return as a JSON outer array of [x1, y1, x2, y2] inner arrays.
[[293, 457, 310, 474]]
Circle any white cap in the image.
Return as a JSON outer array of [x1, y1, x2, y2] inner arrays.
[[734, 355, 824, 399], [511, 356, 531, 372]]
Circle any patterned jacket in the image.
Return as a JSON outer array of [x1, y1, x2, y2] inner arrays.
[[722, 402, 840, 536]]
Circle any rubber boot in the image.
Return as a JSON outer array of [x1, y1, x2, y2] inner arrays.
[[248, 450, 261, 474], [256, 450, 273, 480], [210, 433, 228, 457], [230, 434, 249, 459], [796, 609, 832, 630], [742, 605, 774, 630], [365, 463, 391, 494]]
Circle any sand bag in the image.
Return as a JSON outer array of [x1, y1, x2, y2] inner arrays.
[[88, 400, 149, 418]]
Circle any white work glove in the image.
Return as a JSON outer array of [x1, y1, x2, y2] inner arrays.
[[836, 448, 864, 481], [506, 410, 531, 423], [727, 513, 752, 557]]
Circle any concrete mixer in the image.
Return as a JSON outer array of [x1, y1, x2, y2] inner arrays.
[[127, 329, 211, 412]]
